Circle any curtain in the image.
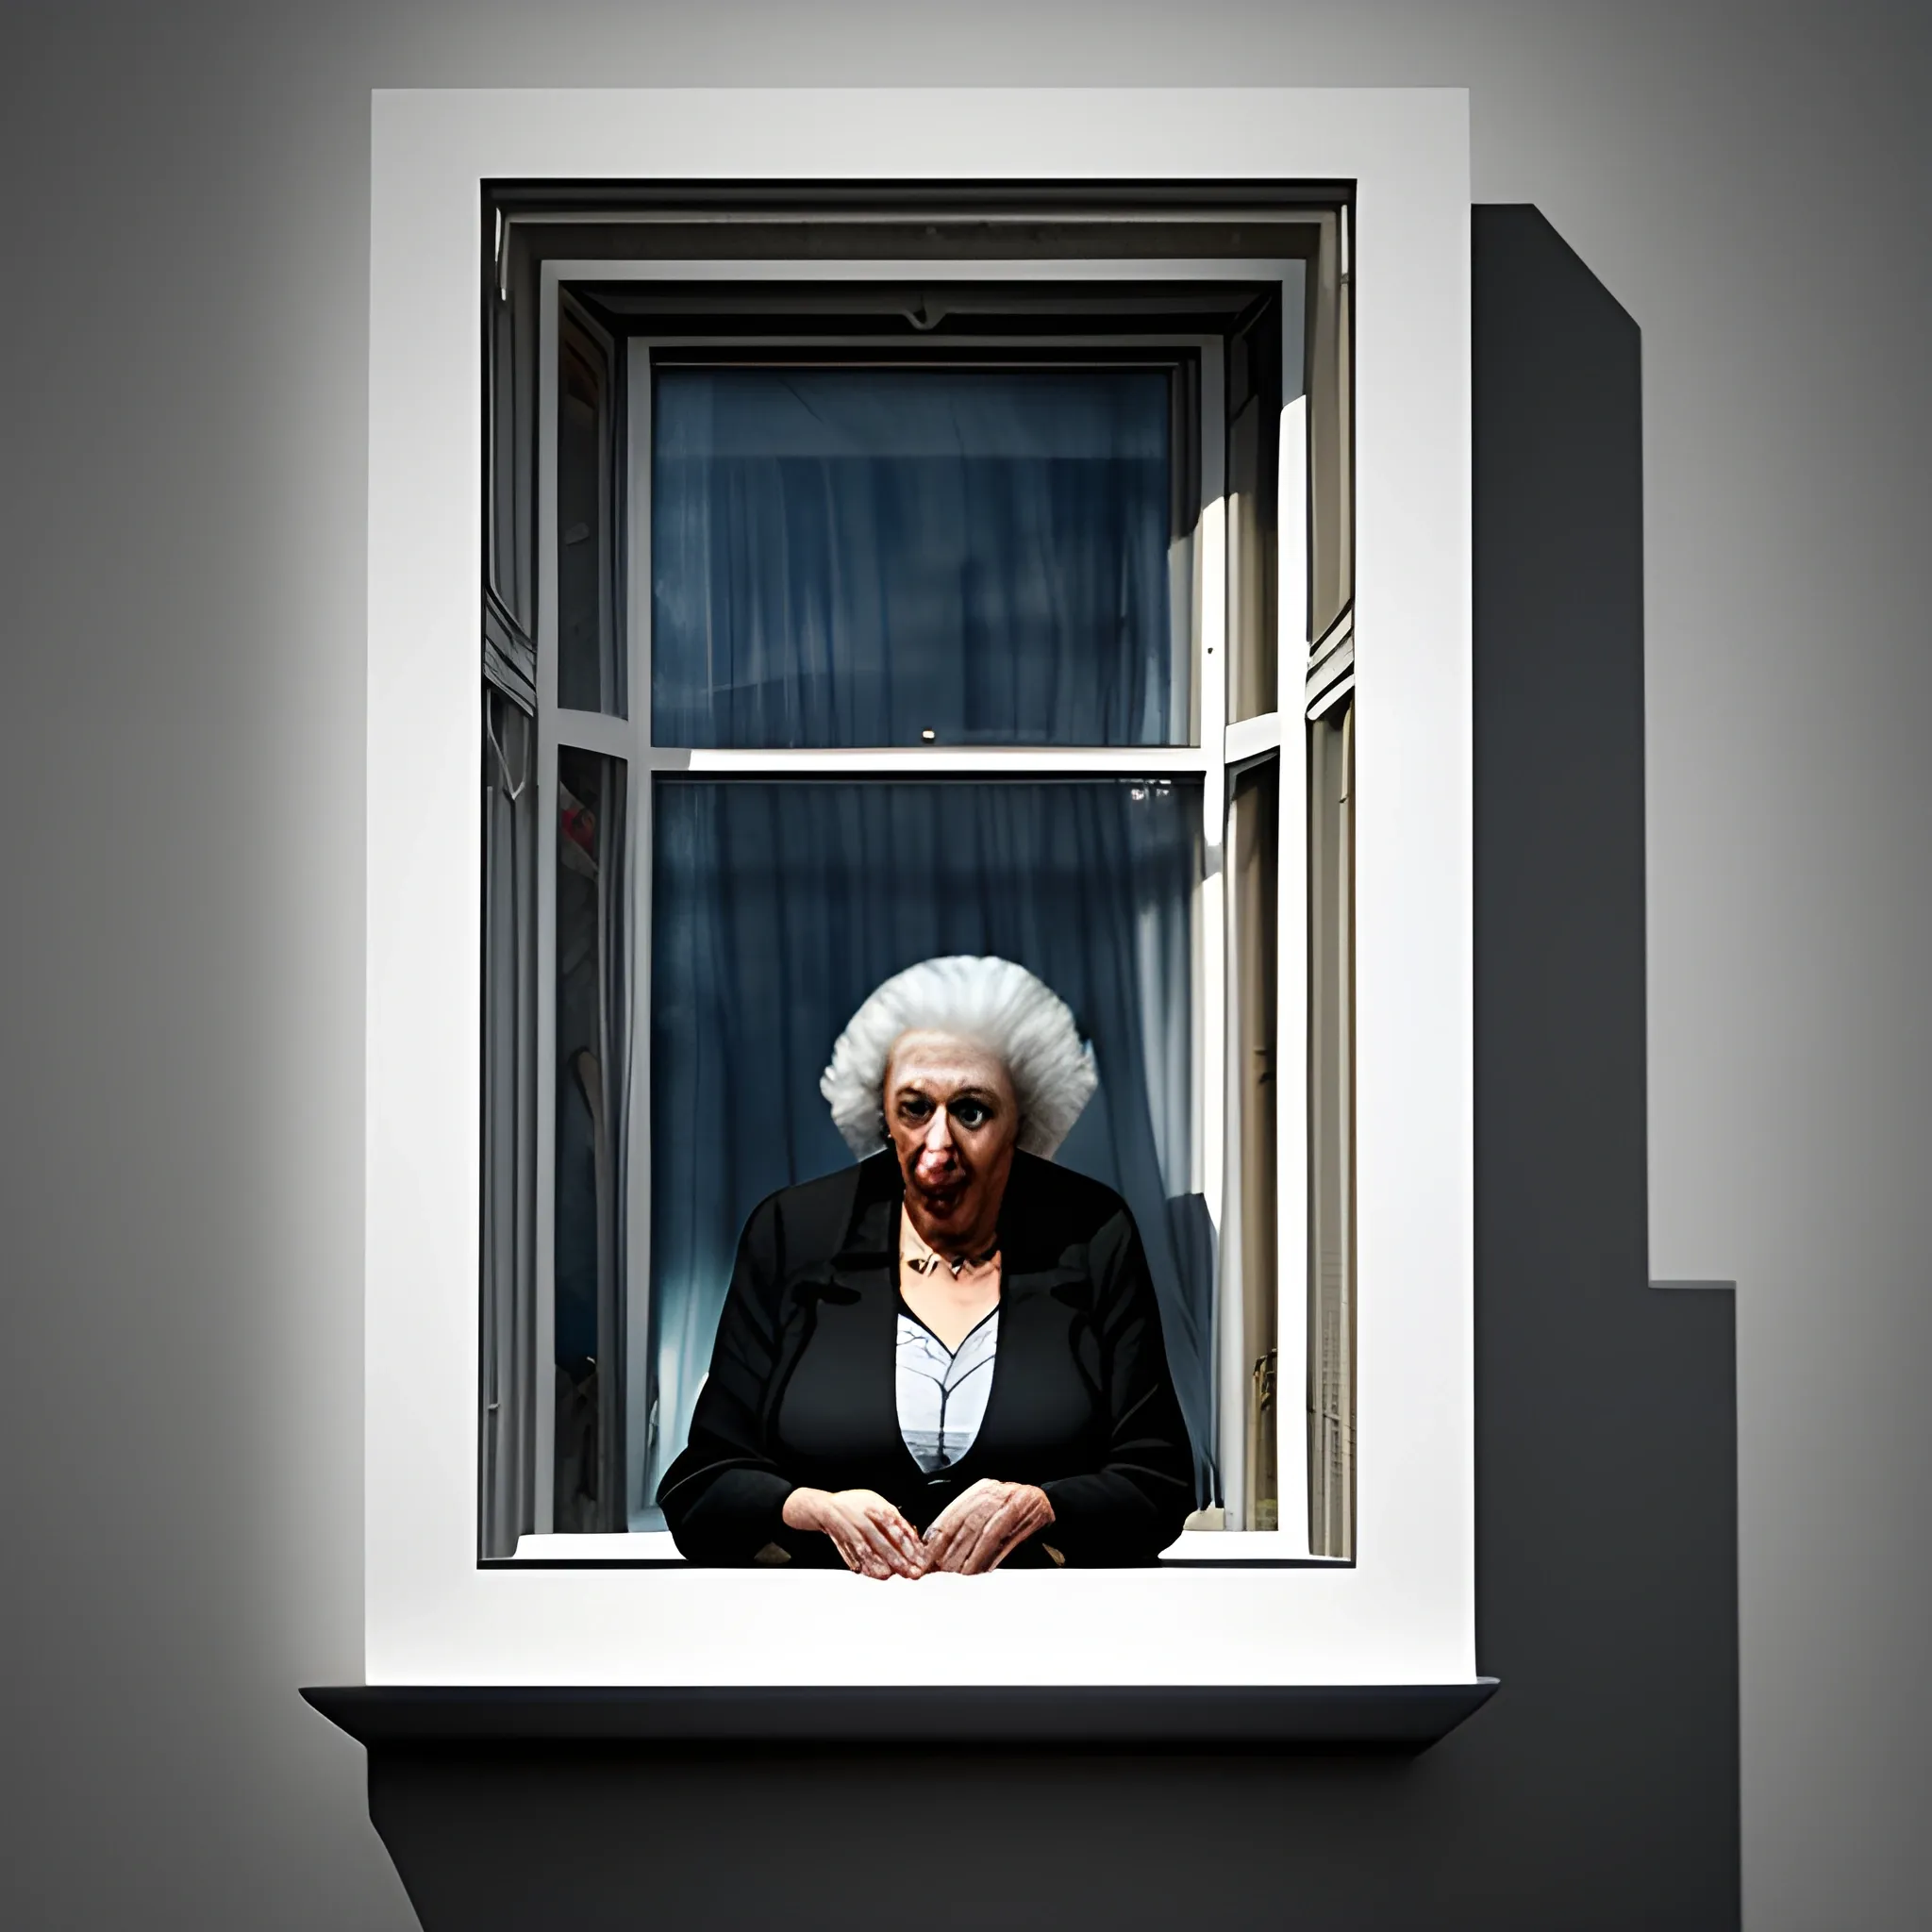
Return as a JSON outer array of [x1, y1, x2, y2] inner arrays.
[[646, 778, 1212, 1509], [651, 367, 1180, 748]]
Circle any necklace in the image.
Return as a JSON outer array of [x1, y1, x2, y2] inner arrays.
[[899, 1208, 999, 1279]]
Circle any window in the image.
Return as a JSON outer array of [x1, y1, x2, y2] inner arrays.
[[367, 82, 1476, 1695], [478, 201, 1357, 1561]]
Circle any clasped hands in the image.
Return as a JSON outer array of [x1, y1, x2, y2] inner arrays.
[[780, 1480, 1054, 1578]]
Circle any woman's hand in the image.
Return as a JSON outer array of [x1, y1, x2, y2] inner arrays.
[[781, 1487, 924, 1579], [920, 1479, 1056, 1574]]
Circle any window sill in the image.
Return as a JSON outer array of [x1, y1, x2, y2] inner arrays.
[[495, 1530, 1353, 1568], [303, 1680, 1496, 1750]]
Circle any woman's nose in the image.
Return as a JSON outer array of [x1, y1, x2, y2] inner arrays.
[[921, 1108, 955, 1153]]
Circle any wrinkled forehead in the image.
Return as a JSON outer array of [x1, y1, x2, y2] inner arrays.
[[884, 1028, 1017, 1099]]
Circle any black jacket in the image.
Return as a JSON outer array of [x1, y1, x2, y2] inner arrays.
[[658, 1148, 1194, 1566]]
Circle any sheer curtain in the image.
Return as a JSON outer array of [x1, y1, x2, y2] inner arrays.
[[646, 778, 1212, 1508], [651, 366, 1181, 748]]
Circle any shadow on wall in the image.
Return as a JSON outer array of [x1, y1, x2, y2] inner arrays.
[[345, 208, 1740, 1932]]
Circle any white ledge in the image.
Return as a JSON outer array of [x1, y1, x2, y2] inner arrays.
[[504, 1529, 1346, 1566]]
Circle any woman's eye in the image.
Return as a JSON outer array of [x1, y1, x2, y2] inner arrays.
[[897, 1095, 933, 1122], [951, 1100, 991, 1130]]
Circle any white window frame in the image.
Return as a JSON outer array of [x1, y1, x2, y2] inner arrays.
[[368, 86, 1471, 1687]]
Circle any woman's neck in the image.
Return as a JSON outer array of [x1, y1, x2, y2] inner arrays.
[[898, 1206, 1001, 1349], [900, 1196, 999, 1270]]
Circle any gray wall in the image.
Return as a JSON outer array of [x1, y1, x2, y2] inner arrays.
[[2, 5, 1925, 1927]]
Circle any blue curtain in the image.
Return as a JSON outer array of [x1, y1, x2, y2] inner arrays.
[[651, 367, 1180, 748], [647, 778, 1212, 1509]]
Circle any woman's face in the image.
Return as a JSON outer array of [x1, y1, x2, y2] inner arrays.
[[884, 1029, 1021, 1241]]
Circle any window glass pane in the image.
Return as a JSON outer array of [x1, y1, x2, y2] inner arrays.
[[1307, 703, 1354, 1557], [1225, 291, 1290, 725], [644, 777, 1211, 1508], [1228, 392, 1279, 724], [480, 692, 537, 1557], [651, 368, 1181, 748], [558, 313, 625, 715], [1228, 758, 1279, 1531], [554, 747, 628, 1530]]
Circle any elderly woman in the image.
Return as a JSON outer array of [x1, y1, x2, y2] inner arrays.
[[658, 956, 1194, 1574]]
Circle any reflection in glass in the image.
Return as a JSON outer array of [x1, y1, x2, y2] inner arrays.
[[646, 777, 1211, 1507], [651, 367, 1180, 748], [1228, 391, 1279, 723], [479, 691, 539, 1557], [1228, 758, 1279, 1531], [553, 747, 628, 1530], [1307, 703, 1354, 1557], [558, 308, 625, 715]]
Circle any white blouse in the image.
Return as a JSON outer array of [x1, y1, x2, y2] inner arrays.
[[895, 1305, 999, 1474]]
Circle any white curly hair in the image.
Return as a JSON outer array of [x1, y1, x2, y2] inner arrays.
[[820, 956, 1098, 1159]]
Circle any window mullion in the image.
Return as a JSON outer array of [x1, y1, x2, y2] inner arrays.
[[550, 710, 634, 760], [625, 709, 653, 1527], [641, 747, 1212, 778]]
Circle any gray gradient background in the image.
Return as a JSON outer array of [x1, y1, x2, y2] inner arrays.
[[2, 4, 1926, 1926]]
